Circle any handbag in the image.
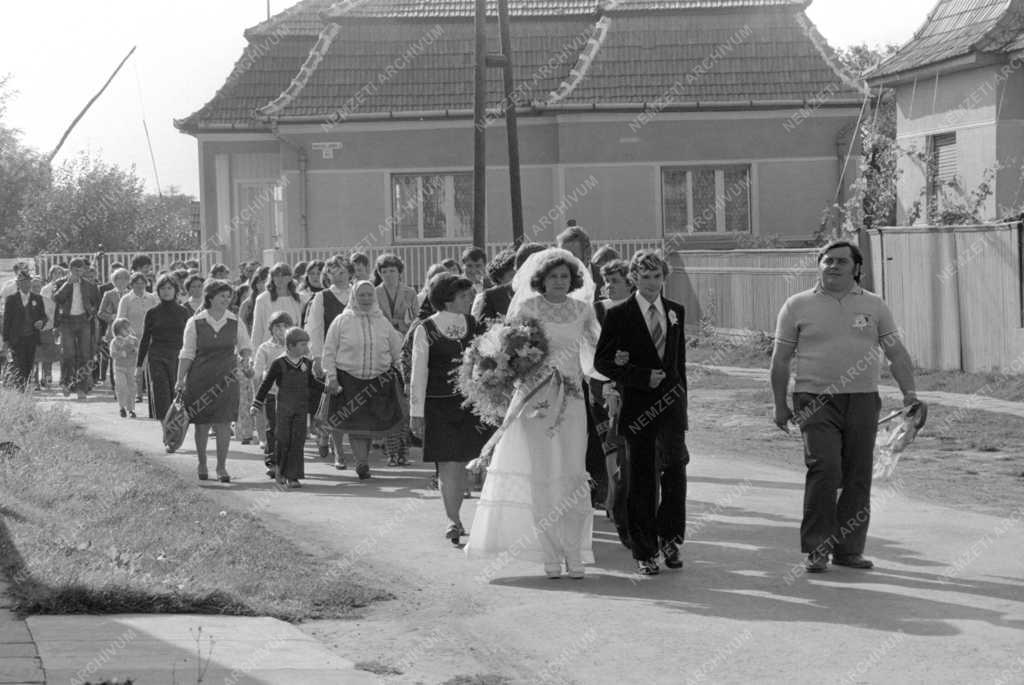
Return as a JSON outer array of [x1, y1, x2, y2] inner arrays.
[[162, 390, 189, 453], [312, 389, 333, 430]]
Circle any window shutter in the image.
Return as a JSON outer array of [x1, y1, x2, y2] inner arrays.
[[930, 133, 958, 209]]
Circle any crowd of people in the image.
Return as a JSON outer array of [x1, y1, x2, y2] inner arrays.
[[0, 226, 922, 579]]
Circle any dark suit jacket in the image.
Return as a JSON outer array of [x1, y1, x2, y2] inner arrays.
[[52, 278, 101, 325], [594, 294, 688, 437], [2, 292, 47, 346], [472, 283, 513, 322]]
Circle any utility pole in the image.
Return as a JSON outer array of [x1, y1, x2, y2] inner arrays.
[[473, 0, 525, 249]]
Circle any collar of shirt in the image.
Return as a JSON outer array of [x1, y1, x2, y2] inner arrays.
[[813, 283, 863, 297], [21, 292, 31, 305], [635, 292, 665, 319]]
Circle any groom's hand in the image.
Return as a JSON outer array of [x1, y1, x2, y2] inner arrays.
[[648, 369, 666, 388]]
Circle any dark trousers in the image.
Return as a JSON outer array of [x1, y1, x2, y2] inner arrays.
[[263, 394, 277, 467], [582, 384, 608, 504], [59, 316, 94, 393], [624, 420, 689, 561], [9, 339, 37, 390], [795, 392, 880, 556], [275, 409, 307, 480], [147, 355, 177, 420]]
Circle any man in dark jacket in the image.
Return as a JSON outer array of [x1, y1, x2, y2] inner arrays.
[[52, 258, 101, 398], [2, 271, 48, 390]]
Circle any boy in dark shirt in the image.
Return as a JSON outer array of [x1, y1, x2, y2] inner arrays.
[[251, 327, 324, 488]]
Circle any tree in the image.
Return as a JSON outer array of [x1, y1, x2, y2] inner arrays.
[[821, 44, 901, 237], [0, 75, 51, 256], [133, 188, 198, 251]]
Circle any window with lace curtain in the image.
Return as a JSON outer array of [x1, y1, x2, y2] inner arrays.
[[662, 165, 751, 234], [391, 173, 473, 242]]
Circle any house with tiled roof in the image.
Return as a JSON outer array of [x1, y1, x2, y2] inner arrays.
[[176, 0, 865, 266], [867, 0, 1024, 224]]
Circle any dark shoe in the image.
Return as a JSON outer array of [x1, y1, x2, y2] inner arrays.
[[397, 455, 408, 466], [334, 462, 347, 470], [445, 524, 461, 545], [197, 471, 209, 481], [637, 559, 660, 576], [266, 468, 277, 479], [120, 408, 127, 418], [386, 455, 398, 467], [356, 463, 371, 480], [805, 551, 829, 573], [833, 554, 874, 569], [318, 444, 330, 459], [128, 411, 136, 418], [218, 474, 231, 483], [287, 479, 301, 489], [662, 542, 683, 569], [241, 438, 252, 445]]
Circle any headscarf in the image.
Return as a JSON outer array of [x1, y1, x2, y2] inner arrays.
[[342, 280, 383, 319]]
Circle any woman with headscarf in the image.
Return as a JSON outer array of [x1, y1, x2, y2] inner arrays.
[[138, 273, 190, 422], [320, 280, 404, 480]]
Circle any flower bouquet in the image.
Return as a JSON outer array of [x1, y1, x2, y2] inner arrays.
[[456, 316, 550, 428]]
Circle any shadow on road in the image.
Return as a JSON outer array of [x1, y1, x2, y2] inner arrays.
[[491, 499, 1024, 638]]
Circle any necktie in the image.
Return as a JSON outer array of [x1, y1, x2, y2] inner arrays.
[[648, 303, 664, 359]]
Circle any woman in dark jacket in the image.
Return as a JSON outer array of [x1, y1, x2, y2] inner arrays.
[[139, 274, 190, 422]]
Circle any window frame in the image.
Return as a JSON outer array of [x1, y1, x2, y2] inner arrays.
[[390, 172, 474, 244], [660, 164, 753, 236], [927, 132, 958, 218]]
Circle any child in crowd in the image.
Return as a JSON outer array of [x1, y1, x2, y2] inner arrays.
[[109, 318, 139, 418], [251, 327, 323, 488], [253, 311, 292, 475]]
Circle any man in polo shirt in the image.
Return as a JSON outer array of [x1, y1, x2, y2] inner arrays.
[[770, 240, 922, 573]]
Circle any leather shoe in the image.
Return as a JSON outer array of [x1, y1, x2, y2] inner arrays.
[[805, 551, 829, 573], [636, 559, 660, 576], [662, 543, 683, 569], [833, 554, 874, 569]]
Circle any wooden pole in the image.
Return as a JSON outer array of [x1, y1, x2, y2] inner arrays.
[[48, 46, 137, 163], [472, 0, 488, 249], [497, 0, 524, 246]]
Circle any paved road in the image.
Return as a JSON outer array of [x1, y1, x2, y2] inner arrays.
[[46, 391, 1024, 685]]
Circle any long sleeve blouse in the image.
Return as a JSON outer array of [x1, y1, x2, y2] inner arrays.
[[137, 300, 190, 366], [116, 291, 159, 339], [179, 309, 253, 361], [253, 339, 286, 396], [305, 284, 350, 358], [408, 311, 468, 419], [250, 290, 305, 350], [321, 311, 403, 380]]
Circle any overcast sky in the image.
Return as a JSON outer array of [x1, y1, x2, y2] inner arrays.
[[1, 0, 938, 197]]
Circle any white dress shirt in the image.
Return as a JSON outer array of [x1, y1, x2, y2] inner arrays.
[[70, 282, 84, 315], [636, 291, 665, 355], [179, 309, 253, 361]]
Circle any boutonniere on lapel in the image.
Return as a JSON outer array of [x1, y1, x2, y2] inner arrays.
[[667, 310, 678, 327]]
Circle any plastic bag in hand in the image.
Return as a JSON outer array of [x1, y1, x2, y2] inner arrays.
[[873, 402, 926, 480]]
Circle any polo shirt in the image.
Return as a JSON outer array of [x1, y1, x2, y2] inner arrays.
[[774, 284, 899, 395]]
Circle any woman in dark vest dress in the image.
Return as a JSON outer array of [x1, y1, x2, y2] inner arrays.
[[408, 274, 488, 545], [307, 255, 352, 466], [175, 280, 253, 482], [139, 274, 190, 423]]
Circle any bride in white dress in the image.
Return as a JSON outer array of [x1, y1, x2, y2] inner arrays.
[[465, 248, 602, 579]]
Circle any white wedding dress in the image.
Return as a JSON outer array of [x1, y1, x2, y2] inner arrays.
[[465, 293, 597, 569]]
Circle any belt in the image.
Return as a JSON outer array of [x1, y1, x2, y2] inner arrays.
[[62, 313, 91, 319]]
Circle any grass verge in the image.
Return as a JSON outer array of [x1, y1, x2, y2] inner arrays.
[[688, 377, 1024, 515], [687, 333, 1024, 402], [0, 389, 390, 620]]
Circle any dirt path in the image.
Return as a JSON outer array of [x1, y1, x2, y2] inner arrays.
[[55, 393, 1024, 685]]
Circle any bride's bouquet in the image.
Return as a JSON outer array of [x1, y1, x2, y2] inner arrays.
[[456, 316, 550, 428]]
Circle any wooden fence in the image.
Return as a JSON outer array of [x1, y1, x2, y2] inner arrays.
[[668, 249, 820, 334], [34, 250, 225, 284], [869, 223, 1024, 372]]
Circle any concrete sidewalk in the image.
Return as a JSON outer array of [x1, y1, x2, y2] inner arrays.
[[26, 614, 379, 685], [0, 578, 44, 685], [690, 363, 1024, 418]]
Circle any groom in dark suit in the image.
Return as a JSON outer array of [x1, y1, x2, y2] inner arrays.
[[2, 271, 48, 390], [595, 250, 688, 575]]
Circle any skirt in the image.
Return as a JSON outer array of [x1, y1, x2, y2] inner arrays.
[[423, 396, 489, 463], [327, 369, 405, 437]]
